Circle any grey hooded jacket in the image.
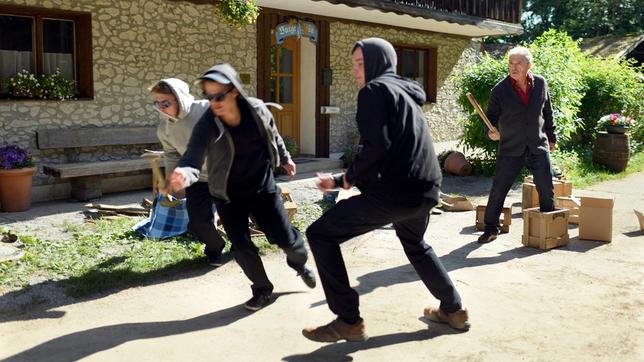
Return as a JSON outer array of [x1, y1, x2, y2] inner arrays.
[[176, 63, 292, 202], [155, 78, 209, 182]]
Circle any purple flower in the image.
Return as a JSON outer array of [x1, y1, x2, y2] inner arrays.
[[0, 145, 35, 170]]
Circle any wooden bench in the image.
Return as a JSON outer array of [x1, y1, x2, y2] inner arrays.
[[37, 126, 159, 200]]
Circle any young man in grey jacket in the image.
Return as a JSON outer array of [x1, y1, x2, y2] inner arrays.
[[164, 64, 316, 311], [150, 79, 226, 265]]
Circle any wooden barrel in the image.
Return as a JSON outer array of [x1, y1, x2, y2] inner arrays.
[[593, 132, 630, 172]]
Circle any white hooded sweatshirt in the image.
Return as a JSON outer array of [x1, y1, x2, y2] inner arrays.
[[154, 78, 209, 182]]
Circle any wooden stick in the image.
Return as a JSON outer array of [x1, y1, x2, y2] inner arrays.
[[466, 92, 499, 134]]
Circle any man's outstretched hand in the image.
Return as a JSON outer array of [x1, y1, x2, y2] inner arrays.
[[316, 172, 353, 192], [160, 168, 186, 196]]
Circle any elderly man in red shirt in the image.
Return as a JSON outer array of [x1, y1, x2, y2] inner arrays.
[[478, 46, 557, 244]]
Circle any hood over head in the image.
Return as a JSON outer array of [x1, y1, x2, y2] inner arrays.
[[353, 37, 426, 106], [196, 63, 249, 100], [152, 78, 195, 122]]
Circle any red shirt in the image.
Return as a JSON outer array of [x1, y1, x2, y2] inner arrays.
[[510, 72, 533, 106]]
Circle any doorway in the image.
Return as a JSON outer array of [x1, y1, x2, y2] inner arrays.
[[270, 36, 300, 151]]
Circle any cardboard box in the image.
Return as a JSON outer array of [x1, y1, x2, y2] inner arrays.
[[555, 196, 581, 224], [579, 196, 614, 242], [475, 205, 511, 233], [522, 179, 573, 209], [280, 187, 297, 222], [635, 210, 644, 231], [441, 196, 474, 211], [522, 183, 539, 209], [522, 207, 570, 249]]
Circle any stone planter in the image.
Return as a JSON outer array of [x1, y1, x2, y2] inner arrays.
[[0, 167, 37, 212]]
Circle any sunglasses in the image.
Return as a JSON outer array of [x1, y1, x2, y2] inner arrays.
[[153, 99, 172, 109], [202, 87, 233, 102]]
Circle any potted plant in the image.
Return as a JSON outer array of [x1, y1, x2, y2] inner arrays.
[[5, 69, 76, 100], [283, 136, 298, 157], [0, 145, 37, 212], [216, 0, 260, 28], [5, 70, 42, 98], [443, 151, 471, 176], [596, 113, 635, 134]]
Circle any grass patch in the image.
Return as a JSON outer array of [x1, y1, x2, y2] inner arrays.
[[0, 217, 207, 297], [0, 199, 335, 298], [551, 148, 644, 188]]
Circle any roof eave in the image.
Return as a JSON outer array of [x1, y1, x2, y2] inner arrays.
[[256, 0, 523, 37]]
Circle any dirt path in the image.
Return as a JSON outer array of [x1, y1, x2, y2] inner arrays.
[[1, 173, 643, 361]]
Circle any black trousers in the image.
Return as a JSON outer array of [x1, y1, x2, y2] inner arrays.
[[214, 187, 308, 295], [484, 148, 555, 233], [185, 181, 226, 257], [306, 189, 463, 322]]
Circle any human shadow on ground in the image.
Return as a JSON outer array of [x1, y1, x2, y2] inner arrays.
[[0, 254, 228, 324], [310, 242, 545, 308], [3, 292, 299, 362], [282, 322, 461, 362]]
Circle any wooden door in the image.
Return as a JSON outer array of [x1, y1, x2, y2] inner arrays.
[[270, 36, 300, 153]]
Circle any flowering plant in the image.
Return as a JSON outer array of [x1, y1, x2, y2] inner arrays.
[[5, 69, 75, 100], [216, 0, 260, 28], [6, 70, 41, 98], [596, 113, 635, 130], [0, 145, 36, 170]]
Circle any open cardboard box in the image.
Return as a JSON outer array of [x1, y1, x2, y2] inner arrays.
[[579, 196, 614, 242], [440, 195, 474, 212]]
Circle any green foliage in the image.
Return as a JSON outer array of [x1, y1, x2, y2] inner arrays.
[[579, 57, 644, 145], [551, 148, 644, 188], [216, 0, 260, 28], [495, 0, 644, 42], [40, 70, 76, 100], [454, 54, 507, 159], [283, 136, 298, 156], [528, 30, 586, 145]]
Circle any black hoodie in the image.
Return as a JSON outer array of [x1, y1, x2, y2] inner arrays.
[[345, 38, 442, 202]]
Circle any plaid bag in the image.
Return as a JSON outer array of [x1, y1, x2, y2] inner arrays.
[[134, 194, 188, 239]]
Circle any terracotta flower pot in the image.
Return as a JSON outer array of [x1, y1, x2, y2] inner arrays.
[[444, 151, 471, 176], [0, 167, 37, 212]]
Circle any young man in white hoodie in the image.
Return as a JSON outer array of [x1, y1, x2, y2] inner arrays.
[[150, 79, 226, 266]]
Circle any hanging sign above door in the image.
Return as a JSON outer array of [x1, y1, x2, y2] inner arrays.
[[275, 19, 318, 45]]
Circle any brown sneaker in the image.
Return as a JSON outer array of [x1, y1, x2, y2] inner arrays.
[[423, 307, 470, 331], [302, 318, 368, 343]]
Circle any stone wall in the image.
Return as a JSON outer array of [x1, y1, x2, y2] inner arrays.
[[328, 22, 482, 154], [0, 0, 257, 200]]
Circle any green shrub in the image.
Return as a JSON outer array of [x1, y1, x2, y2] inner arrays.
[[579, 57, 644, 147], [282, 136, 297, 156]]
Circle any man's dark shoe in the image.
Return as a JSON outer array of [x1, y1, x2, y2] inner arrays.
[[298, 266, 317, 288], [244, 290, 273, 311], [477, 231, 498, 244], [302, 318, 368, 342], [207, 253, 224, 267]]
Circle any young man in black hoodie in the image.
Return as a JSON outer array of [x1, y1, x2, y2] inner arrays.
[[302, 38, 469, 343]]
